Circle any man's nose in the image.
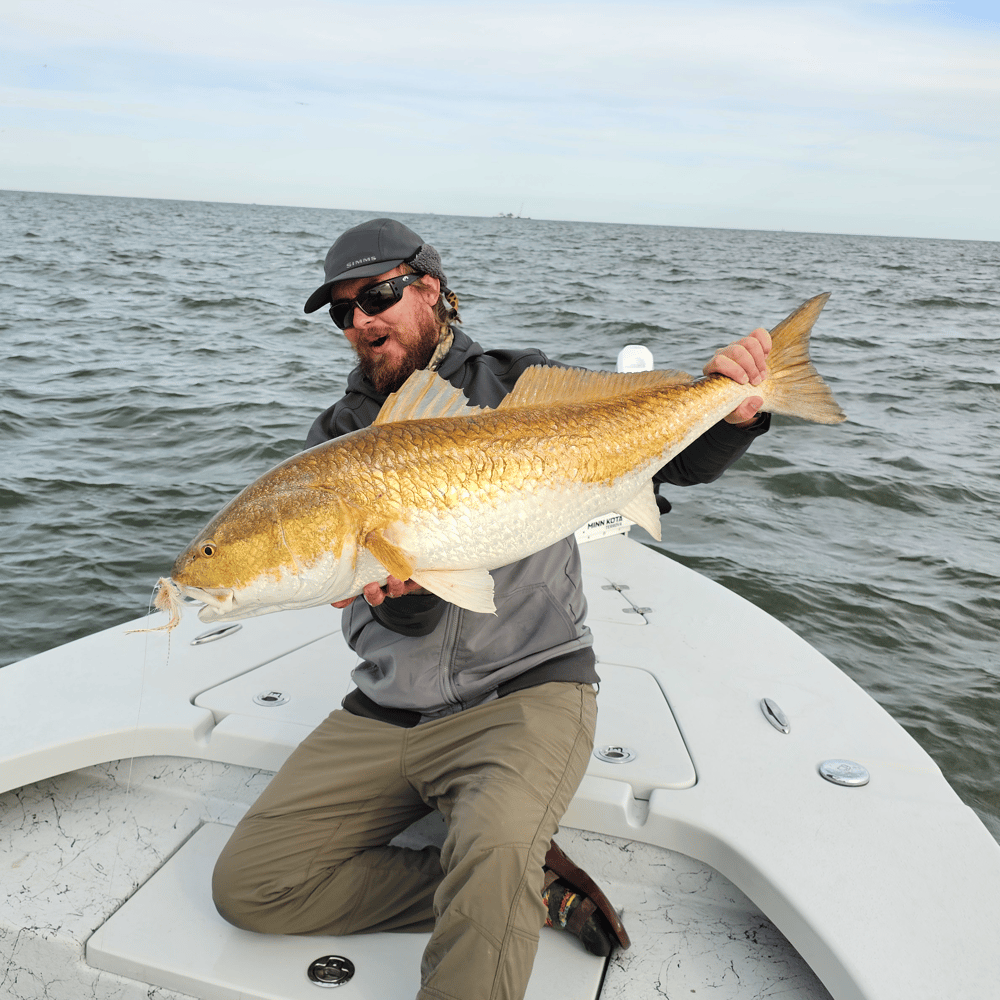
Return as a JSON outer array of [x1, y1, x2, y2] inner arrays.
[[349, 305, 377, 331]]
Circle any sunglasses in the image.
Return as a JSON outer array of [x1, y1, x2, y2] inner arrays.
[[329, 273, 421, 330]]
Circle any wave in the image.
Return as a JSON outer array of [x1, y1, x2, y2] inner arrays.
[[908, 296, 995, 310]]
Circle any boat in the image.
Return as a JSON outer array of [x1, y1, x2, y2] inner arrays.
[[3, 507, 1000, 1000]]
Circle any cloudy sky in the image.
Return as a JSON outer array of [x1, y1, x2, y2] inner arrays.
[[3, 0, 998, 240]]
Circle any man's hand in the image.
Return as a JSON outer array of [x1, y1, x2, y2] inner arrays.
[[332, 576, 425, 609], [703, 327, 772, 426]]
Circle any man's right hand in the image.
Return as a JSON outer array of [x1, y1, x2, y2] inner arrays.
[[332, 576, 426, 609]]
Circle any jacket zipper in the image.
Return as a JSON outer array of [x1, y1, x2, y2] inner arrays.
[[440, 604, 465, 706]]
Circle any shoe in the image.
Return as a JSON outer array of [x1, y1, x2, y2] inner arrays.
[[541, 840, 630, 955]]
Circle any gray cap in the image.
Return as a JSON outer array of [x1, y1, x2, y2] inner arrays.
[[303, 218, 448, 314]]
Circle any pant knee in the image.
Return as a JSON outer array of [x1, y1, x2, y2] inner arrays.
[[211, 852, 268, 932], [211, 849, 364, 935]]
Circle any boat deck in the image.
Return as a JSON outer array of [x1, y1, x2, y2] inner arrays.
[[2, 531, 999, 999]]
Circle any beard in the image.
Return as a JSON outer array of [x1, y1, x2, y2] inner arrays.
[[353, 312, 442, 395]]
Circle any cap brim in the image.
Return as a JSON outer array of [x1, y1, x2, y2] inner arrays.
[[303, 257, 408, 314]]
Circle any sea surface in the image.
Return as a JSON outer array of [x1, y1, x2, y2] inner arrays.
[[2, 189, 997, 840]]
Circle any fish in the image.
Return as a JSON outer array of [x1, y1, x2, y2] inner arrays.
[[143, 293, 845, 631]]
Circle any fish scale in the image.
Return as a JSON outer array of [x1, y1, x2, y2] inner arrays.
[[147, 294, 844, 629]]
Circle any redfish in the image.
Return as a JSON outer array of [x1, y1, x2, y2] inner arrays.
[[146, 293, 844, 630]]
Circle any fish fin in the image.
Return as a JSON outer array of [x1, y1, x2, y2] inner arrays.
[[373, 369, 488, 426], [410, 567, 497, 614], [364, 529, 417, 581], [616, 485, 663, 540], [497, 366, 692, 410], [762, 293, 846, 424]]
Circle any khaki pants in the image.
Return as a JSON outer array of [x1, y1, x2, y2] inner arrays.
[[212, 681, 597, 1000]]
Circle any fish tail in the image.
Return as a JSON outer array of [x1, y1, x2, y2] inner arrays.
[[762, 293, 846, 424]]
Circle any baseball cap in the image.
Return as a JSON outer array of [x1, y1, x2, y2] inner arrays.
[[304, 218, 424, 314]]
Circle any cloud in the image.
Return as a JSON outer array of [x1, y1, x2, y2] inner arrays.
[[2, 1, 998, 238]]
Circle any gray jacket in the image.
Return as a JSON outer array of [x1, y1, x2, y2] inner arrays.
[[306, 327, 768, 724]]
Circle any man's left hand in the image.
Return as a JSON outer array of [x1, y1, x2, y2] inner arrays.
[[332, 576, 425, 609], [703, 327, 772, 426]]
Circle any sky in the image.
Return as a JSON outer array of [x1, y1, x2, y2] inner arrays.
[[2, 0, 998, 240]]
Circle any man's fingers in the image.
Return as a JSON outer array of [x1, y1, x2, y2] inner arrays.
[[745, 326, 772, 355], [707, 350, 750, 384], [724, 395, 764, 425], [331, 576, 420, 611], [704, 333, 770, 385], [742, 330, 770, 368]]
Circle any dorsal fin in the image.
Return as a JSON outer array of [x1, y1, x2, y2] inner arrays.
[[496, 365, 693, 410], [373, 369, 488, 426]]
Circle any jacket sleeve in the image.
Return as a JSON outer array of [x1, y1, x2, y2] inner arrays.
[[305, 395, 376, 449], [366, 591, 446, 638], [655, 412, 770, 487]]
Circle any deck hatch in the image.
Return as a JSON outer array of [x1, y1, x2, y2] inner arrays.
[[87, 823, 607, 1000], [590, 663, 696, 794]]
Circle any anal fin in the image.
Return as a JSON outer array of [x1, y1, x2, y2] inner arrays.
[[411, 567, 497, 614], [617, 485, 663, 540]]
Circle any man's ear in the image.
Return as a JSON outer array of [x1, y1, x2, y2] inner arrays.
[[415, 274, 440, 303]]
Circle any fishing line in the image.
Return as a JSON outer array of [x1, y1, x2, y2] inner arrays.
[[103, 582, 167, 925]]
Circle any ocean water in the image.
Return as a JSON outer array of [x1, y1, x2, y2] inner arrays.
[[2, 189, 997, 840]]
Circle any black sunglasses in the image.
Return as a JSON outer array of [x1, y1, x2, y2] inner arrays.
[[329, 273, 421, 330]]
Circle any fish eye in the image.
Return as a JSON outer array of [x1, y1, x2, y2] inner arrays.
[[201, 543, 217, 557]]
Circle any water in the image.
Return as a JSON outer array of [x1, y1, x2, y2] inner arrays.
[[2, 189, 997, 840]]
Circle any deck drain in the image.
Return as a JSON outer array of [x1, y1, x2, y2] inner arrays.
[[253, 690, 289, 707], [594, 745, 637, 764]]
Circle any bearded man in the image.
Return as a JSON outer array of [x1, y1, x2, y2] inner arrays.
[[211, 218, 771, 1000]]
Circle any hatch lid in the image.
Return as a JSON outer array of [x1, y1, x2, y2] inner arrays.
[[88, 823, 607, 1000]]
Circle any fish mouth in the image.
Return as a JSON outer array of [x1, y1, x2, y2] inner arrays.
[[174, 583, 238, 621]]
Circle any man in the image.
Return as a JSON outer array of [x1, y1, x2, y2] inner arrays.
[[212, 219, 771, 1000]]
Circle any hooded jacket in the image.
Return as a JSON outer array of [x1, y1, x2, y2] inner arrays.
[[306, 327, 769, 726]]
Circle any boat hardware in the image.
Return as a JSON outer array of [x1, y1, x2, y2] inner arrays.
[[760, 697, 790, 734], [818, 759, 870, 787], [253, 690, 289, 707], [603, 581, 650, 614], [594, 745, 637, 764], [307, 955, 355, 987], [190, 623, 242, 645]]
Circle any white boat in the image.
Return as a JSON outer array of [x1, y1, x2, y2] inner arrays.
[[3, 517, 999, 1000]]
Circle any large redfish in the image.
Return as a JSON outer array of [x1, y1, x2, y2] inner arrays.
[[145, 293, 844, 630]]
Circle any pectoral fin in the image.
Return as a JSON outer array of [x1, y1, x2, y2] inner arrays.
[[364, 529, 416, 582], [616, 485, 663, 540], [363, 529, 496, 613], [410, 567, 497, 614]]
